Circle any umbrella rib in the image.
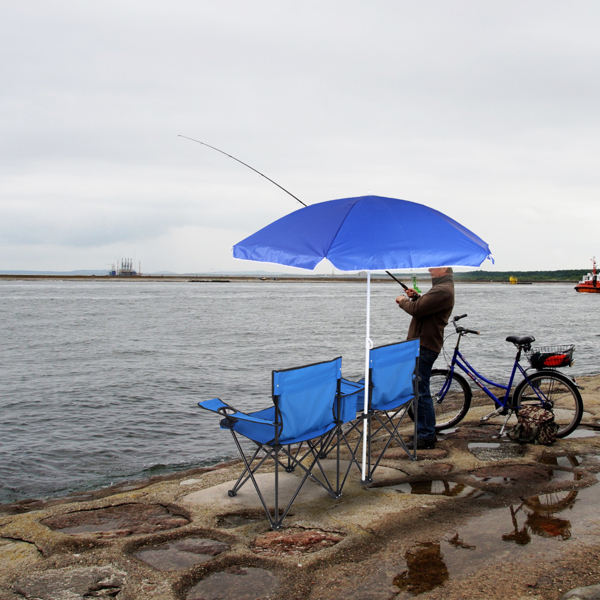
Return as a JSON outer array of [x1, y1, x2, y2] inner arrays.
[[322, 196, 364, 266]]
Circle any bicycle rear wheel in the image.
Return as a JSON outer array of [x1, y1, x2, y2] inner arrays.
[[431, 369, 472, 430], [513, 371, 583, 438]]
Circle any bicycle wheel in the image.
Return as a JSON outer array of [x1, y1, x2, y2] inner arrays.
[[513, 371, 583, 438], [431, 369, 472, 430]]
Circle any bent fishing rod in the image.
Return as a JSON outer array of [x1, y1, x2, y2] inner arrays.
[[179, 135, 415, 291], [178, 135, 306, 207]]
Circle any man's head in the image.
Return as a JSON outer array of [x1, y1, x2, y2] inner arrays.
[[428, 267, 453, 278]]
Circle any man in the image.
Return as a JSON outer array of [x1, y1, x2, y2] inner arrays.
[[395, 267, 455, 449]]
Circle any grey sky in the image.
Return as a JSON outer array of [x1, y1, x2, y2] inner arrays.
[[2, 1, 599, 273]]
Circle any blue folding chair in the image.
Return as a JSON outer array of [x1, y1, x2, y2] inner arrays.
[[363, 339, 420, 481], [199, 356, 350, 530]]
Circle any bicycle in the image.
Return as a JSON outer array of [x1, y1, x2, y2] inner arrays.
[[428, 314, 583, 437]]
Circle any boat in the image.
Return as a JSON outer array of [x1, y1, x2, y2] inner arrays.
[[574, 257, 600, 293]]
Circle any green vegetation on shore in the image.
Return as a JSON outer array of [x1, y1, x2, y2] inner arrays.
[[453, 270, 585, 283]]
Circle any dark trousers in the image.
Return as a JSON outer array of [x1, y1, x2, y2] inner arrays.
[[417, 347, 439, 441]]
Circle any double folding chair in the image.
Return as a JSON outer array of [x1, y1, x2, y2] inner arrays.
[[198, 356, 361, 530]]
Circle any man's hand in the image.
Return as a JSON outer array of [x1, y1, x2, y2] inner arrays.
[[405, 288, 420, 300]]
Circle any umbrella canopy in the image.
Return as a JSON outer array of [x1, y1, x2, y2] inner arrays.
[[233, 194, 492, 482], [233, 195, 492, 270]]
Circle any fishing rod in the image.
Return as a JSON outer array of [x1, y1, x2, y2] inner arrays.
[[178, 135, 306, 207], [180, 135, 414, 291], [386, 270, 421, 299]]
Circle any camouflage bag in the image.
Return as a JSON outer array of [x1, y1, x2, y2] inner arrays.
[[507, 405, 559, 445]]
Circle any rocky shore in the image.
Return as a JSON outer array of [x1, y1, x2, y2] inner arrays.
[[2, 375, 600, 600]]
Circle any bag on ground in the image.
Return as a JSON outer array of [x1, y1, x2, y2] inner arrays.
[[506, 405, 559, 445]]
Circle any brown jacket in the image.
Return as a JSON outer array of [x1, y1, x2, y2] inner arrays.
[[397, 273, 455, 353]]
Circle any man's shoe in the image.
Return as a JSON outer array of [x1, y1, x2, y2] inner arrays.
[[406, 438, 436, 450]]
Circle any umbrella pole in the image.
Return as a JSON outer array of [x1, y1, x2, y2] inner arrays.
[[361, 272, 372, 482]]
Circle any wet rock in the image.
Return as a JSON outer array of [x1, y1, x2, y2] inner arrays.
[[422, 462, 454, 477], [562, 584, 600, 599], [384, 447, 448, 460], [0, 538, 42, 567], [41, 503, 189, 538], [471, 465, 552, 483], [251, 528, 345, 556], [186, 566, 278, 600], [134, 537, 230, 570], [468, 442, 525, 461], [12, 566, 126, 600]]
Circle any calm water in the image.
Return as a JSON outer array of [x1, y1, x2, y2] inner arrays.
[[1, 280, 599, 504]]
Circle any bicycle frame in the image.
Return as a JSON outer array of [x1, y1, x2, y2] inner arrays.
[[444, 344, 528, 409]]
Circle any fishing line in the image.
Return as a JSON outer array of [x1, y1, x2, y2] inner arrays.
[[178, 135, 306, 207]]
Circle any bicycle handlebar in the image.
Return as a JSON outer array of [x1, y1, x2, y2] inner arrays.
[[452, 314, 480, 335]]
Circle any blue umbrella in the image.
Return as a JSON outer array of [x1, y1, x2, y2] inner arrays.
[[233, 195, 493, 479]]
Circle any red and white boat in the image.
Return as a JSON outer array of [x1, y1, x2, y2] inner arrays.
[[575, 257, 600, 293]]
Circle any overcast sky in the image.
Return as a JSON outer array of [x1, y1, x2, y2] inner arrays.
[[2, 1, 600, 273]]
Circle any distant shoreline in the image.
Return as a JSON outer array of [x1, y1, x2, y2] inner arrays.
[[0, 273, 579, 284]]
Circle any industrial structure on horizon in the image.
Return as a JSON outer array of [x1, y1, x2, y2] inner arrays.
[[108, 259, 140, 277]]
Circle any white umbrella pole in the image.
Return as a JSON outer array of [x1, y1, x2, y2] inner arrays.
[[361, 272, 372, 481]]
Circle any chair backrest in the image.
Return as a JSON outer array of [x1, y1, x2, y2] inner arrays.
[[272, 356, 341, 443], [369, 339, 420, 411]]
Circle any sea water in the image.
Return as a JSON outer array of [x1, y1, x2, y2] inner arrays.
[[1, 280, 598, 504]]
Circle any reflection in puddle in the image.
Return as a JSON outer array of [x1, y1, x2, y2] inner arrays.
[[393, 542, 449, 595], [391, 480, 484, 498], [186, 566, 278, 600], [538, 454, 582, 468], [502, 501, 572, 545], [134, 538, 230, 571], [390, 485, 594, 596]]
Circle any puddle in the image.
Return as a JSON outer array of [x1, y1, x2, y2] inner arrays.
[[388, 480, 484, 498], [438, 428, 458, 436], [468, 442, 525, 461], [186, 566, 278, 600], [390, 480, 600, 596], [41, 504, 189, 538], [251, 528, 345, 556], [565, 429, 600, 439], [134, 538, 230, 570]]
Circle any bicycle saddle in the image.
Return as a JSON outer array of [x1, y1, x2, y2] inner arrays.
[[506, 335, 535, 346]]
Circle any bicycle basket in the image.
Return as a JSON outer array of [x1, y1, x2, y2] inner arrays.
[[526, 345, 574, 369]]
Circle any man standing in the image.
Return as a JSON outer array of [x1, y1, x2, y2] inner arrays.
[[395, 267, 455, 449]]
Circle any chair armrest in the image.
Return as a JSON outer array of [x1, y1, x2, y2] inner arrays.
[[340, 378, 365, 397], [198, 398, 276, 426]]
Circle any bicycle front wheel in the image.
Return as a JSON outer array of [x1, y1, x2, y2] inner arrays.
[[513, 371, 583, 438], [431, 369, 472, 430]]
